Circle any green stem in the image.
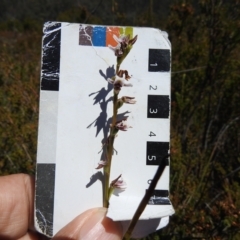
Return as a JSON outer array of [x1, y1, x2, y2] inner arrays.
[[116, 64, 120, 74], [103, 164, 110, 207], [103, 90, 119, 208], [112, 91, 118, 124]]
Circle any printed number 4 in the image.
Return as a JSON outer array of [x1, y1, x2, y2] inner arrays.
[[149, 131, 156, 137]]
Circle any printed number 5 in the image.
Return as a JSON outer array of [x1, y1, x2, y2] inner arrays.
[[149, 108, 158, 114], [148, 155, 156, 161]]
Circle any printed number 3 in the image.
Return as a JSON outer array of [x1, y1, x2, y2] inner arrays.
[[148, 155, 156, 161], [149, 108, 158, 114]]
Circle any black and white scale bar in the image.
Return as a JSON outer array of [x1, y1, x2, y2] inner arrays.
[[41, 22, 61, 91], [35, 164, 56, 236], [147, 190, 171, 205], [35, 22, 61, 237]]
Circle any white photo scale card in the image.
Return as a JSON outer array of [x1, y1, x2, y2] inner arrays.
[[35, 22, 175, 238]]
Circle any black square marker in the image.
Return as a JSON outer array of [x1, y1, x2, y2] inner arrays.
[[147, 95, 169, 118], [35, 164, 55, 236], [41, 22, 61, 91], [41, 79, 59, 91], [148, 49, 170, 72], [146, 141, 169, 166], [152, 190, 169, 197], [147, 190, 171, 205]]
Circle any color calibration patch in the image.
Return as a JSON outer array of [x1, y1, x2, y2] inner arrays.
[[79, 25, 133, 47]]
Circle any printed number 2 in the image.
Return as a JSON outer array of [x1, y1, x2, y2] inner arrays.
[[149, 85, 157, 90], [148, 155, 156, 161]]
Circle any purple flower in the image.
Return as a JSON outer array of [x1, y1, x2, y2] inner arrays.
[[110, 174, 127, 190], [107, 76, 132, 92], [108, 43, 123, 57], [95, 160, 107, 169], [109, 34, 138, 57], [107, 70, 133, 93], [115, 118, 132, 131], [108, 34, 138, 57], [117, 70, 131, 80]]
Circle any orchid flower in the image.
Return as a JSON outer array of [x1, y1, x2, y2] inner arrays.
[[107, 76, 132, 93], [108, 43, 123, 57], [115, 118, 132, 131], [117, 70, 131, 80], [110, 174, 127, 190], [107, 69, 132, 93], [122, 96, 136, 104], [108, 34, 138, 57], [117, 96, 136, 109], [96, 160, 107, 169]]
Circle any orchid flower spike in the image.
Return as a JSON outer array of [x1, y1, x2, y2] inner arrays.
[[110, 174, 127, 190]]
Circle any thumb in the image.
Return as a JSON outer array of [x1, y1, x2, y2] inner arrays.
[[53, 208, 123, 240]]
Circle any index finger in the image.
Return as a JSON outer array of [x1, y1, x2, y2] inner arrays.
[[0, 174, 35, 239]]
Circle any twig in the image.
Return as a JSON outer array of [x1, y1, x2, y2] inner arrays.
[[123, 154, 170, 240]]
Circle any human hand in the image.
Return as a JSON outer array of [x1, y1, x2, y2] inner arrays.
[[0, 174, 123, 240]]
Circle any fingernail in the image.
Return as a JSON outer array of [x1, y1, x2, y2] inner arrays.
[[77, 208, 122, 240], [79, 208, 107, 240]]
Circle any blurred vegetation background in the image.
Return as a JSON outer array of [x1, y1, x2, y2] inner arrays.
[[0, 0, 239, 239]]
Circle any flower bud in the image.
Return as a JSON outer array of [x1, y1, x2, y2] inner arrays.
[[121, 96, 136, 104]]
